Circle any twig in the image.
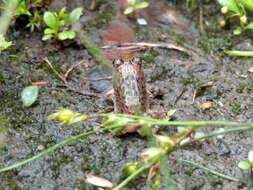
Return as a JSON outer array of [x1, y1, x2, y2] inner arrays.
[[101, 42, 196, 57], [199, 5, 205, 34], [43, 57, 99, 97], [65, 59, 88, 79], [174, 88, 186, 106], [192, 89, 197, 104], [43, 57, 67, 84], [82, 76, 112, 81]]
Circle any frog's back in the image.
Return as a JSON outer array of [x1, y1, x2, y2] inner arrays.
[[113, 56, 147, 115]]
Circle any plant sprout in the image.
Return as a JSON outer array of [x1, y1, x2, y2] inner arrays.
[[123, 0, 149, 15], [42, 7, 83, 41]]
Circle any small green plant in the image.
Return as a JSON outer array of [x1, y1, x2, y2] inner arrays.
[[217, 0, 253, 35], [26, 9, 42, 32], [123, 0, 149, 15], [186, 0, 195, 9], [238, 150, 253, 172], [6, 0, 43, 31], [0, 34, 12, 53], [42, 7, 83, 41]]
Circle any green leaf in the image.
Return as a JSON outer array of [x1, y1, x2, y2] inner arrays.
[[42, 34, 53, 41], [43, 11, 57, 29], [44, 28, 55, 34], [67, 7, 83, 24], [21, 86, 39, 107], [238, 161, 251, 170], [217, 0, 240, 13], [0, 34, 12, 51], [134, 2, 149, 9], [248, 151, 253, 163], [245, 21, 253, 30], [124, 7, 134, 14], [128, 0, 136, 5], [58, 7, 66, 18], [240, 0, 253, 11], [58, 31, 76, 40], [167, 109, 176, 117]]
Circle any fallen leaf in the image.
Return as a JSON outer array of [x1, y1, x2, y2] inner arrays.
[[21, 85, 39, 107], [147, 162, 160, 181], [85, 174, 114, 188], [248, 66, 253, 73], [200, 101, 212, 110], [101, 21, 135, 44]]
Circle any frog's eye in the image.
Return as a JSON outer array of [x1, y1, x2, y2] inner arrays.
[[113, 59, 122, 67], [131, 57, 141, 65]]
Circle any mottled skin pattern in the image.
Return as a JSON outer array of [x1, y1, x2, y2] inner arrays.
[[112, 56, 147, 115]]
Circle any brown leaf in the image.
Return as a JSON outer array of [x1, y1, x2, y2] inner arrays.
[[147, 162, 160, 181], [85, 174, 114, 188], [200, 101, 212, 110]]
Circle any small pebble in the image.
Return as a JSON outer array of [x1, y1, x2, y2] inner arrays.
[[51, 90, 57, 95], [37, 145, 45, 151], [137, 18, 148, 25]]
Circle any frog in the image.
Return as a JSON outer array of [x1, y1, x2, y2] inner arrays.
[[112, 55, 147, 116], [111, 55, 165, 134]]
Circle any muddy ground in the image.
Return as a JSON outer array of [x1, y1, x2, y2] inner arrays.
[[0, 0, 253, 189]]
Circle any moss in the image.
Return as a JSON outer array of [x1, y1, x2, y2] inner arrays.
[[231, 102, 242, 115], [86, 3, 113, 28], [180, 77, 194, 85], [141, 55, 155, 63], [236, 83, 246, 93], [149, 48, 160, 57]]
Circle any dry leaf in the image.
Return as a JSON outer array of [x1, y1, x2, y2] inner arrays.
[[200, 101, 212, 110], [147, 162, 160, 181], [85, 174, 114, 188], [248, 66, 253, 73]]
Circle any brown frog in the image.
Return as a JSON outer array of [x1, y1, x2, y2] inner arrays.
[[111, 56, 165, 134], [112, 55, 147, 116]]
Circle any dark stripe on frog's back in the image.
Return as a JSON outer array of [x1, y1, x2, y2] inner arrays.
[[113, 57, 147, 115]]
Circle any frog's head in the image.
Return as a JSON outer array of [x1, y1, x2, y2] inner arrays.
[[113, 57, 142, 69]]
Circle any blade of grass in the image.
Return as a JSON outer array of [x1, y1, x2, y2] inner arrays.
[[179, 159, 246, 183], [225, 50, 253, 56]]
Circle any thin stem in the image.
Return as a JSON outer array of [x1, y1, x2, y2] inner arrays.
[[100, 113, 253, 128], [179, 159, 246, 183], [225, 50, 253, 57], [195, 125, 253, 141], [113, 159, 157, 190]]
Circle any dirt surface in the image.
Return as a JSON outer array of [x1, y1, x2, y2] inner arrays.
[[0, 0, 253, 189]]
